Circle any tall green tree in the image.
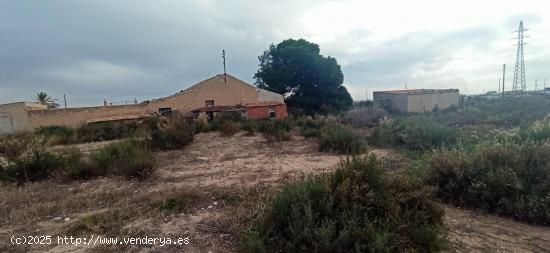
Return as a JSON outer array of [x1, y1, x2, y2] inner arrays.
[[34, 92, 59, 109], [254, 39, 353, 114]]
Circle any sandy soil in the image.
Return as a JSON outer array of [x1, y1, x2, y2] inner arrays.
[[156, 132, 343, 188], [2, 132, 550, 252], [445, 206, 550, 252]]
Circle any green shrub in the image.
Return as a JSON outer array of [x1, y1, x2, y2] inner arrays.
[[368, 117, 459, 150], [319, 123, 367, 154], [248, 155, 447, 252], [210, 112, 243, 131], [399, 117, 459, 150], [151, 115, 194, 150], [1, 149, 63, 183], [194, 119, 211, 133], [301, 128, 320, 139], [341, 107, 388, 128], [241, 119, 259, 136], [36, 125, 76, 145], [90, 139, 155, 179], [259, 120, 291, 142], [220, 121, 240, 137], [0, 133, 32, 161], [239, 230, 267, 253], [426, 142, 550, 225], [57, 147, 93, 179], [76, 121, 142, 143]]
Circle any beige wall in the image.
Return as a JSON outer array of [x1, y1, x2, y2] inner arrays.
[[374, 90, 459, 113], [373, 93, 408, 112], [0, 102, 48, 134], [406, 91, 459, 112], [2, 74, 285, 132], [27, 104, 150, 129]]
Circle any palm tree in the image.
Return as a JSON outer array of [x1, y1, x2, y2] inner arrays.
[[34, 92, 60, 109]]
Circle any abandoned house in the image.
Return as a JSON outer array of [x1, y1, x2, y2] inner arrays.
[[373, 89, 459, 113], [0, 74, 287, 134]]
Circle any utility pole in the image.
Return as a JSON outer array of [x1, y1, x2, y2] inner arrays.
[[512, 21, 528, 93], [499, 78, 501, 94], [365, 88, 368, 101], [502, 64, 506, 97], [535, 79, 538, 91], [222, 49, 227, 84], [63, 94, 67, 108]]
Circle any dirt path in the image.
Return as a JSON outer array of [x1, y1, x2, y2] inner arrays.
[[445, 206, 550, 252]]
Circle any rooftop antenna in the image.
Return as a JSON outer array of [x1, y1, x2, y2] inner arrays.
[[222, 49, 227, 84], [512, 21, 528, 93]]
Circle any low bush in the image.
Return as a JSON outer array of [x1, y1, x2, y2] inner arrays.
[[76, 121, 141, 143], [151, 114, 194, 150], [220, 121, 240, 137], [319, 123, 367, 155], [0, 137, 72, 183], [194, 118, 211, 133], [241, 119, 259, 136], [426, 141, 550, 225], [243, 155, 447, 252], [341, 106, 388, 128], [368, 116, 459, 150], [301, 128, 320, 139], [36, 125, 76, 145], [57, 147, 92, 179], [259, 120, 291, 142], [210, 112, 243, 131], [90, 139, 155, 179], [399, 117, 459, 150]]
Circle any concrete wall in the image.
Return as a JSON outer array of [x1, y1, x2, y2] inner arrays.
[[373, 90, 459, 113], [27, 104, 150, 129], [406, 91, 459, 112], [373, 93, 408, 112], [0, 102, 47, 134]]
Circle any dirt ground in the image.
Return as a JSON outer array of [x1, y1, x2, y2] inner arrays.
[[2, 132, 550, 252]]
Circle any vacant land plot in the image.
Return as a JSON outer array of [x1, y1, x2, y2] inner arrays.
[[1, 132, 549, 252]]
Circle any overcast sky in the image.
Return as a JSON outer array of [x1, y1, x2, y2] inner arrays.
[[1, 0, 549, 106]]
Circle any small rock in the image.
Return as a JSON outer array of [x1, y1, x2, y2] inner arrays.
[[53, 217, 61, 221], [213, 201, 218, 206], [207, 205, 213, 209], [64, 218, 71, 222]]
